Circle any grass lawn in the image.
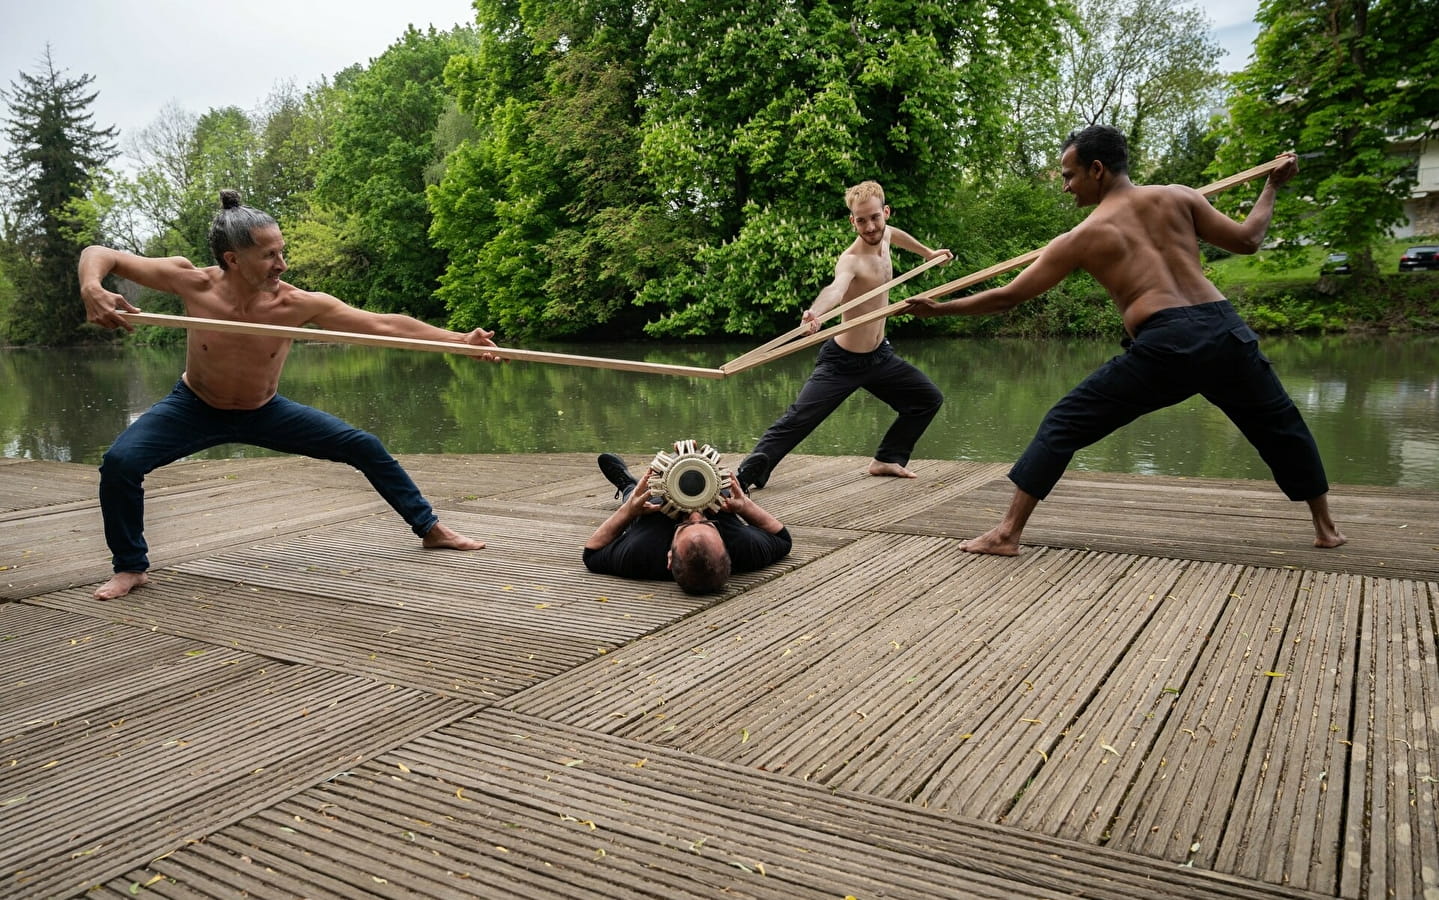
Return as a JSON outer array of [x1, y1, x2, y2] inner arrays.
[[1206, 237, 1431, 287]]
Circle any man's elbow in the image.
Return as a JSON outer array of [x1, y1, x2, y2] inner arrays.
[[1233, 235, 1264, 255]]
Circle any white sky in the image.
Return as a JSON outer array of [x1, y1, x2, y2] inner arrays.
[[2, 0, 1261, 166], [0, 0, 479, 165]]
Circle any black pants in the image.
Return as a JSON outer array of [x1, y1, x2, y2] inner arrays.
[[1009, 301, 1329, 501], [749, 338, 943, 480]]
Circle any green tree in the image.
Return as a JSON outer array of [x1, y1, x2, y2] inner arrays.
[[1, 46, 117, 344], [310, 26, 476, 319], [1001, 0, 1224, 177], [1147, 117, 1222, 188], [1216, 0, 1439, 271], [251, 80, 337, 224], [110, 102, 199, 254], [431, 0, 663, 339], [109, 103, 262, 266], [436, 0, 1063, 340], [636, 0, 1062, 338]]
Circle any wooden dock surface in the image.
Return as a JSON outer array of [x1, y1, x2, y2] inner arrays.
[[1, 452, 1435, 899]]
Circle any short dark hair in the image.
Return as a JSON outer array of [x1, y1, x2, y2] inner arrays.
[[670, 538, 732, 595], [1062, 125, 1129, 175], [209, 190, 278, 269]]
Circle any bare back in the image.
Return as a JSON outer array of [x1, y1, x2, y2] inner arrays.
[[1064, 184, 1226, 334]]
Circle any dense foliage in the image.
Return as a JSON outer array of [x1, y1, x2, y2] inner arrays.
[[2, 2, 1432, 347], [1215, 0, 1439, 273]]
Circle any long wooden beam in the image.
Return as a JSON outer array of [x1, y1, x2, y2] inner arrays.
[[720, 250, 952, 373], [118, 312, 727, 380], [723, 157, 1286, 376]]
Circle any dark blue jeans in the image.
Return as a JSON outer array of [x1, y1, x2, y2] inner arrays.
[[1009, 301, 1329, 501], [99, 380, 438, 573], [749, 338, 943, 479]]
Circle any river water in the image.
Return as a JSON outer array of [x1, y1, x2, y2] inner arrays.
[[3, 334, 1437, 489]]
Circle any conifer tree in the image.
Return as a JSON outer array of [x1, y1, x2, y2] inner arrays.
[[1, 46, 117, 344]]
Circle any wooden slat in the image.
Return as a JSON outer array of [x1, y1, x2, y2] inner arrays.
[[101, 710, 1328, 899], [888, 471, 1439, 578], [2, 453, 1436, 900], [1, 621, 475, 897], [120, 312, 727, 379]]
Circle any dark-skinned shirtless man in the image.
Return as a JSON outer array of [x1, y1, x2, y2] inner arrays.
[[906, 125, 1345, 555]]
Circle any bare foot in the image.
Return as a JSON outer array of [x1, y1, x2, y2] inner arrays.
[[958, 527, 1022, 557], [1306, 495, 1346, 548], [868, 461, 917, 479], [422, 522, 486, 550], [94, 571, 148, 600]]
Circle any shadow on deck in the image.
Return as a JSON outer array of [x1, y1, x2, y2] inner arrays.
[[1, 453, 1435, 898]]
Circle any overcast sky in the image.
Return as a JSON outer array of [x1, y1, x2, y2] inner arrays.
[[2, 0, 1261, 165]]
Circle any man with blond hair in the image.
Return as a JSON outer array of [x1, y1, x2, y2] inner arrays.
[[735, 180, 951, 491]]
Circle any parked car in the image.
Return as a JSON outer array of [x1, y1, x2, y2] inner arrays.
[[1320, 252, 1351, 275], [1398, 245, 1439, 271]]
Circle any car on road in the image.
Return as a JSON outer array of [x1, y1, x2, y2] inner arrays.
[[1320, 252, 1351, 275], [1398, 245, 1439, 271]]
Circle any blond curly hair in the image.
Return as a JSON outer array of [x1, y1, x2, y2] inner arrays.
[[844, 181, 886, 212]]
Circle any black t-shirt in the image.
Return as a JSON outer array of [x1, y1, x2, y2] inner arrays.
[[583, 511, 792, 581]]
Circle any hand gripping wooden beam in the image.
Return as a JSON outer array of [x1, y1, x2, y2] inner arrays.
[[720, 250, 952, 373]]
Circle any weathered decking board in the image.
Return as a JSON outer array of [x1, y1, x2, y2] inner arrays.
[[100, 711, 1333, 900], [890, 471, 1439, 578], [0, 480, 389, 600], [1, 455, 1435, 898], [0, 605, 477, 897]]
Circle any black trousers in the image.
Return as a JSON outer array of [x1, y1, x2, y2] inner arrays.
[[750, 338, 943, 480], [1010, 300, 1329, 502]]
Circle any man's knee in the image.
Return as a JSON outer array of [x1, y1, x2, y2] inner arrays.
[[917, 388, 943, 416], [331, 427, 391, 463], [99, 446, 147, 485]]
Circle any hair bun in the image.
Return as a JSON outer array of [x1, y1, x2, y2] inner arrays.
[[219, 189, 242, 210]]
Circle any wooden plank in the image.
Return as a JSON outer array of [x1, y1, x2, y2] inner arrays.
[[1006, 559, 1246, 840], [1, 627, 475, 897], [0, 479, 387, 600], [1103, 566, 1308, 864], [103, 709, 1327, 899], [1215, 571, 1362, 893], [120, 312, 727, 380], [3, 453, 1436, 900], [888, 472, 1439, 580], [0, 459, 99, 512], [721, 251, 952, 372]]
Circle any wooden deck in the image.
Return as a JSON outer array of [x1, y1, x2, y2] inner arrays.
[[1, 452, 1435, 899]]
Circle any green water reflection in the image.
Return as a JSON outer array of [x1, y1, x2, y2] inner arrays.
[[3, 335, 1437, 489]]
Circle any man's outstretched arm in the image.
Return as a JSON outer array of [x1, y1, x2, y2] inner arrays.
[[888, 226, 951, 264], [905, 231, 1080, 319], [1189, 151, 1298, 255], [77, 246, 209, 331]]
